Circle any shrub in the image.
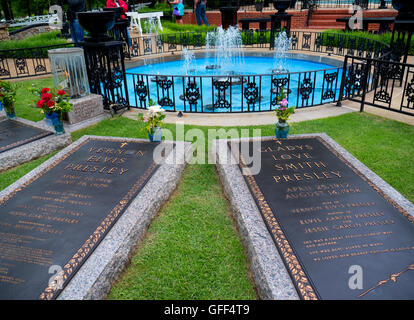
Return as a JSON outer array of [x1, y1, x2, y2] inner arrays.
[[321, 29, 414, 56], [0, 30, 69, 58]]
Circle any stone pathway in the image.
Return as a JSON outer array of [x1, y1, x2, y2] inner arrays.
[[123, 102, 356, 126]]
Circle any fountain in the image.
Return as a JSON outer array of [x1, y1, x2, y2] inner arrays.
[[272, 31, 291, 74], [205, 26, 244, 72], [183, 48, 195, 75]]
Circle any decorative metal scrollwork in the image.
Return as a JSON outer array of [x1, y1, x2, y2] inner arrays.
[[244, 80, 259, 108], [184, 79, 200, 107], [290, 33, 298, 50], [168, 36, 177, 50], [344, 64, 364, 96], [212, 77, 231, 109], [0, 68, 10, 76], [110, 67, 124, 89], [404, 76, 414, 105], [156, 37, 163, 52], [143, 38, 152, 54], [302, 33, 311, 50], [271, 76, 289, 106], [322, 72, 337, 101], [15, 57, 27, 74], [135, 80, 148, 103], [374, 89, 391, 104], [34, 64, 47, 73], [156, 77, 174, 107], [299, 75, 313, 102], [315, 35, 322, 51]]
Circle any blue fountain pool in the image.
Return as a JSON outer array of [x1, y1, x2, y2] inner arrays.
[[126, 56, 343, 112]]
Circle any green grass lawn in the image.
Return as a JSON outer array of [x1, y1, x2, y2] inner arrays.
[[0, 112, 413, 299], [13, 77, 54, 122]]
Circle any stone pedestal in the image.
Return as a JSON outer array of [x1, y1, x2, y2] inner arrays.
[[63, 94, 104, 125]]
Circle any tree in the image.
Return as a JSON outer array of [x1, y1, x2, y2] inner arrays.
[[1, 0, 13, 20]]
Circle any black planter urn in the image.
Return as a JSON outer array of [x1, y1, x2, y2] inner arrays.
[[272, 0, 296, 13], [77, 11, 116, 42]]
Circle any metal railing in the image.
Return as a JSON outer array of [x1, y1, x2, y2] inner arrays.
[[0, 30, 395, 114], [127, 67, 343, 113], [123, 30, 390, 60], [338, 55, 414, 116], [0, 43, 73, 80], [118, 30, 390, 112]]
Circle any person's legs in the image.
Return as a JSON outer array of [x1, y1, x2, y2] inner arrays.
[[69, 20, 78, 46], [200, 4, 209, 26], [175, 15, 183, 25], [195, 5, 202, 26], [69, 19, 84, 46]]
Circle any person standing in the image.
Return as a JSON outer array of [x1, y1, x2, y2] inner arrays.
[[170, 0, 184, 25], [194, 0, 209, 26], [106, 0, 132, 47], [65, 0, 85, 47]]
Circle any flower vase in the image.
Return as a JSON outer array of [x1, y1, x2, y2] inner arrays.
[[51, 112, 65, 135], [4, 103, 15, 119], [148, 126, 162, 142], [44, 112, 54, 126], [275, 121, 290, 138]]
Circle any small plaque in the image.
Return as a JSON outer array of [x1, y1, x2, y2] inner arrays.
[[0, 120, 52, 153], [234, 136, 414, 300], [0, 137, 163, 299]]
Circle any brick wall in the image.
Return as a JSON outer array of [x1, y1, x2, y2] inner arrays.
[[182, 9, 308, 29], [182, 9, 397, 31]]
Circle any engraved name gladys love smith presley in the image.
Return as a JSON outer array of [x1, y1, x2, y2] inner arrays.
[[260, 143, 343, 183]]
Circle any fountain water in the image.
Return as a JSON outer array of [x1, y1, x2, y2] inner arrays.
[[144, 16, 159, 34], [205, 26, 244, 72], [272, 31, 291, 74], [182, 47, 195, 76]]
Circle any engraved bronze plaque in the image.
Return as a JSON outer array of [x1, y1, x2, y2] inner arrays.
[[0, 120, 52, 153], [234, 136, 414, 300], [0, 137, 163, 299]]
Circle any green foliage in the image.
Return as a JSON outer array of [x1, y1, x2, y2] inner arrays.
[[14, 77, 54, 122], [0, 80, 17, 112], [274, 87, 294, 122], [321, 29, 414, 56], [138, 2, 173, 16], [0, 31, 69, 58]]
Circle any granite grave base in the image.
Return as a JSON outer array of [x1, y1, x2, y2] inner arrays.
[[0, 117, 71, 172], [0, 135, 192, 300], [213, 134, 414, 300]]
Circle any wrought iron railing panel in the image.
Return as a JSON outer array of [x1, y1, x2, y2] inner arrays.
[[339, 55, 414, 116], [0, 43, 73, 80]]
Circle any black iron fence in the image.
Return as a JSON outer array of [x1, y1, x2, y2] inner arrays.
[[2, 30, 402, 115], [119, 30, 390, 112], [338, 55, 414, 116], [122, 30, 390, 60], [128, 67, 343, 113], [0, 43, 73, 80]]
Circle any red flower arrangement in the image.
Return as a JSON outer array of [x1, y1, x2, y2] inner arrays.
[[31, 87, 72, 115]]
